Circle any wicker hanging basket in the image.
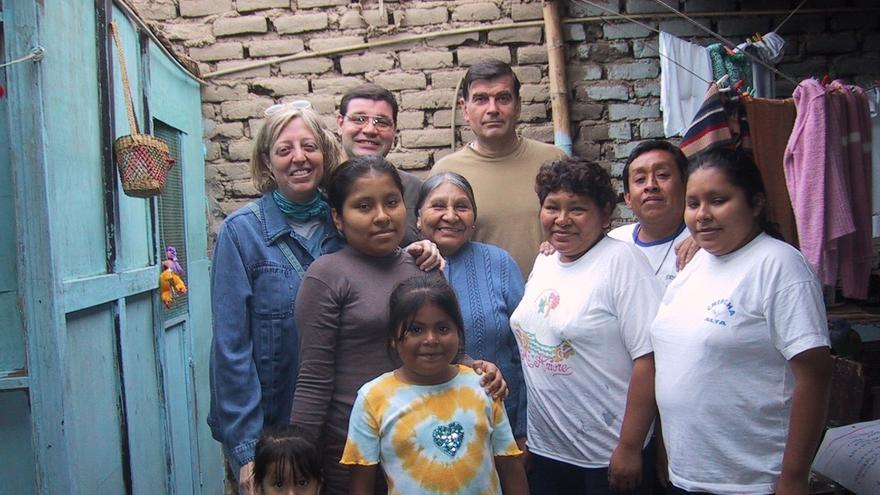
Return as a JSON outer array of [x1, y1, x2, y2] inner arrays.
[[109, 22, 174, 198]]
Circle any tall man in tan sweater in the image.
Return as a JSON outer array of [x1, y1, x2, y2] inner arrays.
[[432, 59, 567, 276]]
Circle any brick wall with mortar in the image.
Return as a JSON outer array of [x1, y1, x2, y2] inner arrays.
[[130, 0, 880, 245]]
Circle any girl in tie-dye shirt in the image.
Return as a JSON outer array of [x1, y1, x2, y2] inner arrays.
[[341, 276, 527, 495]]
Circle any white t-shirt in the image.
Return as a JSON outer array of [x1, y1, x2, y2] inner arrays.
[[608, 222, 690, 288], [651, 233, 830, 495], [510, 236, 663, 468]]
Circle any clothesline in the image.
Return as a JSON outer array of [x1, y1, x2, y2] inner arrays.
[[677, 74, 875, 299], [0, 46, 44, 70], [573, 0, 713, 86], [650, 0, 798, 85], [771, 0, 808, 34], [575, 0, 799, 85]]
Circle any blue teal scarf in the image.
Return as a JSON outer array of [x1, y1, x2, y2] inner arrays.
[[272, 190, 330, 222]]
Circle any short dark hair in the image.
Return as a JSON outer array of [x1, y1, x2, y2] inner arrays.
[[327, 155, 404, 217], [253, 424, 322, 490], [461, 58, 521, 101], [339, 83, 399, 124], [622, 140, 689, 194], [388, 275, 466, 351], [416, 172, 478, 220], [535, 157, 617, 218], [687, 149, 781, 239]]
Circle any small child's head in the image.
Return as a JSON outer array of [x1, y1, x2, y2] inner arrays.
[[388, 276, 465, 384], [253, 425, 322, 495]]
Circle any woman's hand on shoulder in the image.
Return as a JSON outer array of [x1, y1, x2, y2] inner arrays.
[[405, 239, 446, 271], [470, 359, 508, 401], [538, 241, 556, 256], [674, 236, 700, 271]]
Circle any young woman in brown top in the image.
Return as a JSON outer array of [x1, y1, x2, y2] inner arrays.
[[291, 155, 506, 494]]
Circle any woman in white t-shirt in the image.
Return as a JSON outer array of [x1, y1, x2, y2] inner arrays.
[[511, 157, 664, 494], [651, 149, 831, 495]]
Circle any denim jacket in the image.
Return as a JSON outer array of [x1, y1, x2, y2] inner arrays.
[[208, 193, 342, 467]]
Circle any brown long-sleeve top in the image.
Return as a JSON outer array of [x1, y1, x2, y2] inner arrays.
[[290, 245, 433, 446]]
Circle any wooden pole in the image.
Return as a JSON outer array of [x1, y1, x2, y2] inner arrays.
[[543, 0, 572, 156]]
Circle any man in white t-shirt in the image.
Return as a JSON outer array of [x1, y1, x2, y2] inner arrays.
[[608, 140, 692, 287]]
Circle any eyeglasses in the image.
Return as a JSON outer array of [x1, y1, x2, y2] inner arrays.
[[264, 99, 312, 116], [344, 114, 394, 131]]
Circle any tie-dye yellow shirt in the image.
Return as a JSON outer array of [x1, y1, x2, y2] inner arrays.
[[341, 365, 520, 495]]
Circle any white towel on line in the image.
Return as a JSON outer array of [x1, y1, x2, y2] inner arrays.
[[659, 31, 714, 137]]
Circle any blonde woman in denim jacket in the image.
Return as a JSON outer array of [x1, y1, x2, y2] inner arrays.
[[208, 105, 344, 495], [208, 105, 442, 494]]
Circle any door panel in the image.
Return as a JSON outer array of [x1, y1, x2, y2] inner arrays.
[[112, 13, 154, 273], [0, 390, 36, 494], [163, 320, 196, 494], [0, 13, 33, 491], [43, 0, 106, 279], [66, 306, 125, 493], [121, 292, 169, 494], [149, 41, 221, 493], [0, 13, 25, 377], [0, 293, 25, 374]]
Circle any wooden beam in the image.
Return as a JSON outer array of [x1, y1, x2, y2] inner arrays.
[[62, 266, 158, 314]]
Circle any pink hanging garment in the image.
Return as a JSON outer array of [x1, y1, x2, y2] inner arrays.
[[783, 79, 855, 280], [821, 88, 848, 286]]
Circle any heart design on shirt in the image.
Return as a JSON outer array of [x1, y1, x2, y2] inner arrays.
[[432, 421, 464, 457]]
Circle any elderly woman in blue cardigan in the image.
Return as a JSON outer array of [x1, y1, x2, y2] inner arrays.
[[416, 172, 527, 452]]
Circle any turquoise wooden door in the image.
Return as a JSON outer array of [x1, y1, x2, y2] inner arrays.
[[1, 1, 219, 492], [0, 11, 38, 493], [148, 36, 220, 493]]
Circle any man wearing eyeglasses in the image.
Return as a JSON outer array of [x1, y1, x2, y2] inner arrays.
[[337, 83, 422, 243], [432, 59, 567, 277]]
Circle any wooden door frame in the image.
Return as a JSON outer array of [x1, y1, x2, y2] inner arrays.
[[4, 0, 73, 492]]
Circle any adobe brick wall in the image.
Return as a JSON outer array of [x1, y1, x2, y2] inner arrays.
[[130, 0, 880, 245]]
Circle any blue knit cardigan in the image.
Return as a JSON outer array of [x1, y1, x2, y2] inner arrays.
[[444, 242, 527, 438]]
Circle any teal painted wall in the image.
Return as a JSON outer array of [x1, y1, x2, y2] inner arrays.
[[1, 0, 215, 492], [0, 1, 36, 491], [0, 94, 34, 482], [0, 390, 36, 494], [148, 41, 222, 494], [44, 1, 107, 279], [0, 16, 26, 379], [65, 307, 126, 492], [114, 14, 154, 273], [120, 293, 170, 494]]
